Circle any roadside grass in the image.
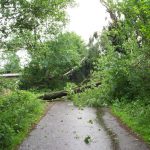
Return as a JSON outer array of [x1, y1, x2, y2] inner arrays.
[[112, 100, 150, 144], [0, 90, 46, 150]]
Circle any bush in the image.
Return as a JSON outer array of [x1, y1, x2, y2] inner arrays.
[[71, 86, 110, 107], [0, 91, 45, 150], [0, 78, 19, 95]]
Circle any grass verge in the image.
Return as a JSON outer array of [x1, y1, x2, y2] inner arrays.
[[112, 100, 150, 144], [0, 90, 46, 150]]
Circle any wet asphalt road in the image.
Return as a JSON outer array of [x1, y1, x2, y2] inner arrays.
[[19, 101, 150, 150]]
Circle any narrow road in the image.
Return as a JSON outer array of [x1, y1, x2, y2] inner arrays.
[[19, 101, 150, 150]]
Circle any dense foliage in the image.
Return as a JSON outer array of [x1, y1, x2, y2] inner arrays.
[[0, 91, 45, 150], [99, 0, 150, 101], [73, 0, 150, 104], [0, 0, 75, 50], [0, 78, 19, 94], [70, 0, 150, 143], [0, 0, 150, 147], [20, 32, 87, 89], [0, 51, 21, 73]]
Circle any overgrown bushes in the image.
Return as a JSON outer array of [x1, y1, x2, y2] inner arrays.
[[0, 91, 45, 150]]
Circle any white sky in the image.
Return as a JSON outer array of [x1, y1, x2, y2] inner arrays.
[[66, 0, 110, 42]]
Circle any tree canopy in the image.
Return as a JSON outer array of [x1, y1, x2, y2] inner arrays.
[[0, 0, 75, 49], [20, 32, 87, 89]]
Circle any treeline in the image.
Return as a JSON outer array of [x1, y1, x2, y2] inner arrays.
[[92, 0, 150, 103], [0, 0, 90, 89], [71, 0, 150, 143], [73, 0, 150, 105]]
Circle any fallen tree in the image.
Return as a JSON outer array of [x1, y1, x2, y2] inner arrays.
[[39, 82, 101, 100]]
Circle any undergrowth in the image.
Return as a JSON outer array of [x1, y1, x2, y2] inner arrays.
[[0, 90, 46, 150], [112, 98, 150, 144]]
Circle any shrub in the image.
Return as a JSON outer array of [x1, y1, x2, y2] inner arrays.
[[0, 78, 19, 95], [71, 87, 110, 107], [0, 91, 45, 150]]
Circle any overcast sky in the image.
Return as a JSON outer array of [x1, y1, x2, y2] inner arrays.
[[66, 0, 110, 42]]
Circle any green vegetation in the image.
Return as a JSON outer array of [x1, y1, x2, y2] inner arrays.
[[0, 1, 77, 149], [1, 52, 21, 73], [0, 78, 19, 94], [84, 136, 92, 144], [69, 0, 150, 144], [0, 0, 75, 49], [0, 0, 150, 148], [112, 99, 150, 143], [20, 32, 86, 89], [72, 87, 102, 107], [0, 91, 45, 150]]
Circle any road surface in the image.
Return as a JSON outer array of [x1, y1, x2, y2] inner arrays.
[[19, 101, 150, 150]]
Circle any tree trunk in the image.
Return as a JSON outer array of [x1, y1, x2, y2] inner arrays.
[[39, 82, 101, 100]]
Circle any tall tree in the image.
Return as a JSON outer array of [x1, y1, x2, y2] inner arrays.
[[0, 0, 75, 50], [20, 32, 87, 89]]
